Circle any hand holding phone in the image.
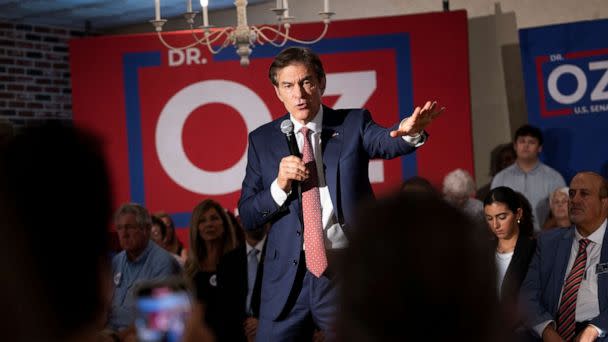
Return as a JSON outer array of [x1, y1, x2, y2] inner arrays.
[[134, 277, 192, 342]]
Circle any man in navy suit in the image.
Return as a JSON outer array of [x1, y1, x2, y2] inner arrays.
[[521, 172, 608, 341], [216, 223, 268, 342], [238, 47, 443, 340]]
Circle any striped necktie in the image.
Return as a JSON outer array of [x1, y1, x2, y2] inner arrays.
[[557, 238, 590, 341]]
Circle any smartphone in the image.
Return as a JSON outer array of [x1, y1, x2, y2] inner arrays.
[[134, 277, 192, 342]]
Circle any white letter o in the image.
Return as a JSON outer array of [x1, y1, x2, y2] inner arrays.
[[156, 80, 271, 195], [547, 64, 587, 105]]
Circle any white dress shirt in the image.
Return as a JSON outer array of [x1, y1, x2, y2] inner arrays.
[[496, 251, 514, 298], [534, 219, 608, 337], [270, 106, 422, 250]]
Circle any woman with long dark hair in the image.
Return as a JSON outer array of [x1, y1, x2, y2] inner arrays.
[[484, 186, 536, 333]]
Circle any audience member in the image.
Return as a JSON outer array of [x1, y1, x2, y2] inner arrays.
[[443, 168, 485, 223], [156, 211, 188, 264], [520, 172, 608, 341], [151, 215, 168, 247], [401, 175, 438, 194], [477, 143, 516, 200], [226, 209, 246, 246], [543, 187, 571, 230], [0, 123, 112, 341], [152, 215, 187, 267], [184, 199, 239, 336], [491, 124, 566, 233], [0, 123, 214, 342], [217, 223, 269, 342], [108, 203, 181, 332], [484, 186, 536, 334], [336, 192, 503, 341]]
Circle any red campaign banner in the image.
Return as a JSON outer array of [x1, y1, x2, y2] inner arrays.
[[70, 10, 472, 238]]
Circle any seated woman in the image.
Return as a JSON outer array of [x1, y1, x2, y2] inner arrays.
[[155, 211, 188, 264], [484, 186, 536, 333], [184, 199, 239, 335], [150, 215, 168, 247], [542, 187, 571, 230]]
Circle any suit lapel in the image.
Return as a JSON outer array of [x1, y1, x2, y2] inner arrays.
[[272, 114, 303, 216], [272, 114, 292, 157], [552, 228, 575, 314], [598, 227, 608, 312], [321, 106, 343, 216]]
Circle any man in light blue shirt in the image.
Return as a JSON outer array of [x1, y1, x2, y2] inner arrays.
[[491, 124, 565, 232], [107, 203, 181, 332]]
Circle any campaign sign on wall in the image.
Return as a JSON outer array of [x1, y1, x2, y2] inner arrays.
[[520, 19, 608, 182], [70, 10, 472, 236]]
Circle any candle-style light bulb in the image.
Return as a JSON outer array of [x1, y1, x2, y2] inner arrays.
[[283, 0, 289, 18], [155, 0, 161, 20], [200, 0, 209, 26]]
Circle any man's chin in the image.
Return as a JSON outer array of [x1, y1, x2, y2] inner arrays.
[[570, 216, 584, 225], [291, 109, 317, 122]]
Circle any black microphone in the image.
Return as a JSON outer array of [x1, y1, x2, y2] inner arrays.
[[280, 120, 302, 207], [280, 120, 300, 157]]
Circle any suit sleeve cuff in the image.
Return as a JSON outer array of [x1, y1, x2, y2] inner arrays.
[[533, 320, 555, 338], [401, 131, 427, 147], [589, 324, 605, 338], [271, 179, 289, 206]]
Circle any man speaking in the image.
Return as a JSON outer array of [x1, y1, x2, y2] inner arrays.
[[238, 47, 443, 340]]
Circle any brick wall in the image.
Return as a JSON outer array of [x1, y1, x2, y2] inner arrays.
[[0, 21, 85, 132]]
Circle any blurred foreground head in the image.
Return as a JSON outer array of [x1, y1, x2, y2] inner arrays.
[[337, 192, 501, 341], [0, 123, 112, 341]]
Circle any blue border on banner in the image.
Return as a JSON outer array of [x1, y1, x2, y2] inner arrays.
[[122, 34, 414, 228], [122, 51, 162, 206]]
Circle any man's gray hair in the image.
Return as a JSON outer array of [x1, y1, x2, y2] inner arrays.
[[114, 203, 152, 229], [442, 168, 476, 196]]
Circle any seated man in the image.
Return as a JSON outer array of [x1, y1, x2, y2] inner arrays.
[[442, 168, 484, 222], [520, 172, 608, 341], [107, 203, 181, 332]]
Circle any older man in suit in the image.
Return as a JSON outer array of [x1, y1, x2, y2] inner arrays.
[[521, 172, 608, 341], [238, 47, 443, 340]]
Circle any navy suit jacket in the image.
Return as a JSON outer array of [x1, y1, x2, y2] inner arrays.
[[520, 226, 608, 339], [216, 244, 265, 341], [238, 106, 421, 319]]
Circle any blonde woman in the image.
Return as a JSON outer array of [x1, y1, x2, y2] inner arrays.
[[184, 199, 239, 335]]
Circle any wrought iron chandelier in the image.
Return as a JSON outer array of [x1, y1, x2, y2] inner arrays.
[[150, 0, 335, 66]]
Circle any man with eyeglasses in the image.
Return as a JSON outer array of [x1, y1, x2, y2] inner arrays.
[[107, 203, 181, 333]]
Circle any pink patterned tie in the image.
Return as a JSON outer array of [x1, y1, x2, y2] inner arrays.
[[300, 126, 327, 278]]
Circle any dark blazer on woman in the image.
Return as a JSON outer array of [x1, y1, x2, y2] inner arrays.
[[495, 234, 537, 330]]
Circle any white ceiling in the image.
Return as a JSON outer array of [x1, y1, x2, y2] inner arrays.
[[0, 0, 268, 30]]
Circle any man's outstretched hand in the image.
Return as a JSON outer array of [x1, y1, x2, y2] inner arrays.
[[390, 101, 445, 138]]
